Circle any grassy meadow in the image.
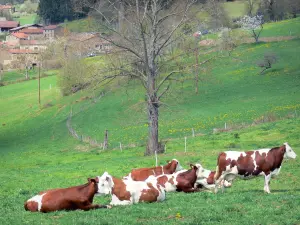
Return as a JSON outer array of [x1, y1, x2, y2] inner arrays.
[[1, 16, 300, 225]]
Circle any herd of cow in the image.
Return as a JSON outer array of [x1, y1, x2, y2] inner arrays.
[[24, 142, 297, 213]]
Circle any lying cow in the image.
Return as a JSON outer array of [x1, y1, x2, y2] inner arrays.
[[146, 164, 203, 193], [24, 178, 110, 212], [125, 159, 183, 181], [97, 172, 165, 205], [195, 169, 232, 190], [213, 142, 296, 193]]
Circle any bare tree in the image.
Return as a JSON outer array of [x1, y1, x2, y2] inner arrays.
[[257, 51, 278, 74], [74, 0, 195, 155], [245, 0, 257, 16], [16, 52, 33, 80]]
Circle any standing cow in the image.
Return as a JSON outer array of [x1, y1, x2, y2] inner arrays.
[[24, 178, 111, 212], [213, 143, 296, 193], [125, 159, 183, 181], [96, 172, 165, 205]]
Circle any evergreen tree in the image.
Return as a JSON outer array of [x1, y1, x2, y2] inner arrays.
[[38, 0, 83, 24]]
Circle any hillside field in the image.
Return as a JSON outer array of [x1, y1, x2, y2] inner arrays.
[[0, 17, 300, 225]]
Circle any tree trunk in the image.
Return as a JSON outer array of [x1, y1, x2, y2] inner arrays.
[[118, 0, 125, 32], [25, 67, 29, 80], [145, 98, 159, 155]]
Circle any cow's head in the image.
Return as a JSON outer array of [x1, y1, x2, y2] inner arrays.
[[96, 172, 114, 195], [170, 159, 184, 172], [192, 163, 211, 179], [283, 143, 297, 159]]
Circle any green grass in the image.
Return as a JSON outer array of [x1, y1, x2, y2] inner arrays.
[[1, 17, 300, 225], [1, 69, 59, 84], [69, 38, 300, 148], [15, 14, 37, 25], [61, 18, 110, 34], [261, 17, 300, 37], [222, 1, 247, 19]]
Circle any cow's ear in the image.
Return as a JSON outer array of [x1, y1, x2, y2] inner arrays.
[[88, 178, 97, 183], [190, 164, 194, 169], [280, 145, 286, 154], [95, 176, 99, 183]]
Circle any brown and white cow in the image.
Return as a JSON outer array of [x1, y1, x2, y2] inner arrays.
[[212, 143, 296, 193], [24, 178, 110, 212], [97, 172, 165, 205], [146, 164, 204, 193], [195, 169, 232, 190], [125, 159, 183, 181]]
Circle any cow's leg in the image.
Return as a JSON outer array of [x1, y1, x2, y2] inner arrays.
[[110, 194, 132, 205], [181, 187, 198, 193], [224, 174, 235, 188], [215, 172, 228, 193], [79, 204, 111, 211], [264, 174, 271, 194]]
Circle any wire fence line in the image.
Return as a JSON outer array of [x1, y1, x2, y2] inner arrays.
[[66, 96, 299, 152]]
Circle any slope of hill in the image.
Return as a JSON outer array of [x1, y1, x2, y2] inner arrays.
[[0, 17, 300, 225]]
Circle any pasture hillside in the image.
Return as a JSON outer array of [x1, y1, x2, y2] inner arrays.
[[0, 18, 300, 225]]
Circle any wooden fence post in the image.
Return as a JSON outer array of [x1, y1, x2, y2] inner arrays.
[[103, 130, 108, 150]]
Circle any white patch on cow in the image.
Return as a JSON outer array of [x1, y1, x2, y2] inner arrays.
[[97, 172, 114, 195], [264, 174, 271, 193], [110, 194, 131, 205], [162, 172, 181, 192], [27, 193, 46, 211], [175, 160, 184, 172], [123, 173, 132, 180], [98, 172, 165, 205], [195, 164, 210, 179], [271, 167, 281, 177], [284, 142, 297, 159], [123, 179, 150, 203]]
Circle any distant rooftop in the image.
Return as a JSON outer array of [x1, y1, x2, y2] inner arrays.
[[43, 25, 58, 30], [10, 24, 43, 32], [0, 21, 19, 28], [11, 32, 28, 39], [0, 4, 14, 10]]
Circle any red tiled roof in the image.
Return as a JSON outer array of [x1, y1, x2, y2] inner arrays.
[[19, 28, 43, 34], [0, 21, 19, 28], [8, 49, 37, 54], [11, 32, 28, 39], [43, 25, 58, 30], [0, 5, 13, 10]]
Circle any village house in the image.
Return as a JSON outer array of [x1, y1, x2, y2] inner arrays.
[[67, 32, 112, 57], [5, 32, 28, 47], [43, 25, 63, 39], [8, 48, 39, 68], [19, 39, 48, 52], [0, 20, 19, 32]]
